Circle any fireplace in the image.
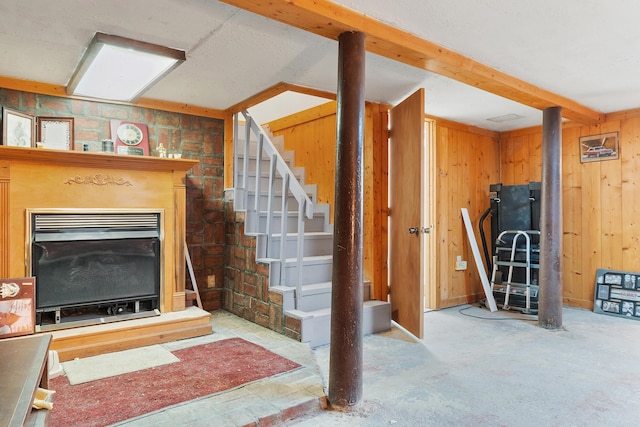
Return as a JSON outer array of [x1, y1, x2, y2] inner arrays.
[[30, 212, 162, 329], [1, 147, 209, 359]]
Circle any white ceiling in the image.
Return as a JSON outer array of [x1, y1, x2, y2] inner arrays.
[[1, 0, 639, 131]]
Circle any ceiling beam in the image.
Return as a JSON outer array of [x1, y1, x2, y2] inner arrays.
[[222, 0, 604, 125]]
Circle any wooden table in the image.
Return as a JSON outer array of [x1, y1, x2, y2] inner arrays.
[[0, 334, 51, 427]]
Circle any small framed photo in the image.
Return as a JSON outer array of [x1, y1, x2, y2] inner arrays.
[[37, 117, 74, 150], [2, 108, 35, 147], [0, 277, 36, 339], [580, 131, 619, 163]]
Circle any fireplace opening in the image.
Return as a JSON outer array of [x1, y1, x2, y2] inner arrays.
[[30, 213, 161, 330]]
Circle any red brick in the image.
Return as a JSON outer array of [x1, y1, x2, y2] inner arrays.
[[268, 291, 283, 305], [285, 315, 301, 332]]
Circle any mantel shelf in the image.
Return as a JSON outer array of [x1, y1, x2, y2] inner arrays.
[[0, 146, 198, 172]]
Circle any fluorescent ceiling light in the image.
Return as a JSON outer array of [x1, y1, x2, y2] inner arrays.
[[67, 32, 185, 102]]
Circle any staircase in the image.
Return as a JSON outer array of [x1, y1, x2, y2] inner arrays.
[[230, 111, 390, 348]]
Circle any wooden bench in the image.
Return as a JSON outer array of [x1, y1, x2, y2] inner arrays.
[[0, 334, 51, 427]]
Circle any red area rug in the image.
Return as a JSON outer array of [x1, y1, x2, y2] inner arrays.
[[49, 338, 301, 427]]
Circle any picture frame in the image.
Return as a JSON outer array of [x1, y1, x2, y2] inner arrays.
[[594, 268, 640, 322], [0, 277, 36, 339], [2, 108, 35, 147], [580, 131, 619, 163], [37, 116, 74, 150]]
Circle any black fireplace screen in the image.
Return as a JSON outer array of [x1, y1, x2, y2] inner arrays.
[[33, 238, 159, 310], [30, 213, 161, 317]]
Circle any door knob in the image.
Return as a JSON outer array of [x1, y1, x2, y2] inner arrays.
[[409, 226, 431, 235]]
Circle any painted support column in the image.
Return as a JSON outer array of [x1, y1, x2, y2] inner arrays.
[[328, 31, 366, 408], [539, 106, 563, 329]]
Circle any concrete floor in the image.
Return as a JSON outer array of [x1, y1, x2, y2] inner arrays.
[[96, 304, 640, 426], [292, 304, 640, 426]]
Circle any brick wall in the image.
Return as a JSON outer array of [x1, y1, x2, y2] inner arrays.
[[224, 207, 302, 341], [0, 89, 225, 310]]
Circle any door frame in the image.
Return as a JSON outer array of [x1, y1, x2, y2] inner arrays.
[[424, 117, 437, 310]]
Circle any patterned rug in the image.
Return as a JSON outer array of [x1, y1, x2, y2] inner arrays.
[[48, 338, 301, 427]]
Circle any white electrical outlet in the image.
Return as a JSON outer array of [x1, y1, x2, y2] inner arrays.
[[455, 255, 467, 271]]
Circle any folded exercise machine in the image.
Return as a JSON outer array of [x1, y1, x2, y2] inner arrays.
[[479, 182, 541, 314]]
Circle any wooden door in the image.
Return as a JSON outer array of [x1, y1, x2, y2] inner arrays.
[[388, 89, 426, 339]]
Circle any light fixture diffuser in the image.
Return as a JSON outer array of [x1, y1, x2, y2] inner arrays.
[[486, 113, 524, 123], [67, 32, 185, 102]]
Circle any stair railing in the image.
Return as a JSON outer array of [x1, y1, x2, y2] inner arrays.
[[233, 111, 313, 308]]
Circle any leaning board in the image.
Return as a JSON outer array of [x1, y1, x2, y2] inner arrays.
[[594, 268, 640, 321], [461, 208, 497, 312]]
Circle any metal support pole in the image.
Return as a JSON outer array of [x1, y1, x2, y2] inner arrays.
[[539, 106, 563, 329], [328, 30, 365, 408]]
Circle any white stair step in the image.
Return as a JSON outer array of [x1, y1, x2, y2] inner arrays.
[[265, 255, 334, 288], [239, 169, 306, 192], [296, 281, 372, 311], [258, 232, 333, 259], [282, 255, 333, 286], [247, 210, 327, 234], [297, 282, 332, 312], [246, 191, 303, 211], [286, 300, 392, 348]]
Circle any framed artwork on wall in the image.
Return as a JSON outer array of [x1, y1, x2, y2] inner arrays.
[[2, 108, 35, 147], [579, 131, 619, 163], [0, 277, 36, 339], [37, 117, 74, 150]]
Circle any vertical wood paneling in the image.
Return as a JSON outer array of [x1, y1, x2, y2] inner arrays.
[[580, 125, 604, 303], [598, 121, 622, 272], [444, 128, 461, 301], [435, 125, 500, 307], [561, 126, 582, 304], [501, 134, 515, 184], [371, 104, 389, 302], [278, 114, 337, 219], [363, 104, 374, 299], [223, 112, 234, 189], [512, 135, 528, 183], [500, 117, 640, 309], [621, 117, 640, 270], [435, 125, 449, 309], [528, 133, 543, 182]]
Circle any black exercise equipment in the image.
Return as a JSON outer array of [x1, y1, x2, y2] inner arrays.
[[479, 182, 541, 314]]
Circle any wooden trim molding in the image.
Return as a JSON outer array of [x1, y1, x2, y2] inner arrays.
[[225, 82, 336, 115], [0, 76, 225, 119], [223, 111, 235, 189], [0, 161, 9, 277]]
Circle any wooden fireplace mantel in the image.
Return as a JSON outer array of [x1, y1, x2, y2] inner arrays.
[[0, 146, 211, 360]]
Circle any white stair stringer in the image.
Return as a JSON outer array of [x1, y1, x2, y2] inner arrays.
[[233, 112, 390, 348]]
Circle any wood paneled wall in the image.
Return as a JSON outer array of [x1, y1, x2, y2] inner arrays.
[[267, 103, 502, 308], [500, 116, 640, 309], [434, 120, 501, 308], [267, 101, 389, 301]]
